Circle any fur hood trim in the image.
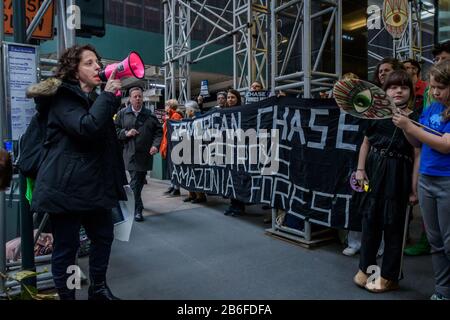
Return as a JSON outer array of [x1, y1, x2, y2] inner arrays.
[[26, 78, 62, 98]]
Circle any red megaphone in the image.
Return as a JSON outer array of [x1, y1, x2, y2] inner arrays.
[[99, 51, 145, 95]]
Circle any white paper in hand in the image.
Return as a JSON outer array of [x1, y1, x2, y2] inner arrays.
[[114, 185, 135, 242]]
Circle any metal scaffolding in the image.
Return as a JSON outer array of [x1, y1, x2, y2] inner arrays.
[[163, 0, 191, 103], [271, 0, 342, 97], [164, 0, 343, 244], [163, 0, 270, 103], [163, 0, 342, 102], [234, 0, 269, 91]]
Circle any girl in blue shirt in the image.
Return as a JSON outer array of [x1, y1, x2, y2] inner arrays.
[[393, 60, 450, 300]]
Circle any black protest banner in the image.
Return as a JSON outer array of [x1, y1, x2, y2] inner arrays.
[[167, 97, 366, 230]]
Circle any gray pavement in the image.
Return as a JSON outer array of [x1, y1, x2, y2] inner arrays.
[[77, 178, 435, 300]]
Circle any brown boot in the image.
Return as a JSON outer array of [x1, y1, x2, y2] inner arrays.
[[353, 270, 368, 288], [364, 276, 399, 293]]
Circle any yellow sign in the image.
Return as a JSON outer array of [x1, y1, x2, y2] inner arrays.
[[4, 0, 55, 40]]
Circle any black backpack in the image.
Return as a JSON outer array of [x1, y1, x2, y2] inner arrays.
[[16, 109, 51, 179]]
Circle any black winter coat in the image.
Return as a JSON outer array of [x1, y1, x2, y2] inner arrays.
[[27, 78, 128, 214], [115, 105, 162, 171]]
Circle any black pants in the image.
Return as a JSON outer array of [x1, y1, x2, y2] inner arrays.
[[49, 210, 113, 290], [129, 171, 147, 214], [359, 209, 406, 281], [230, 199, 245, 212]]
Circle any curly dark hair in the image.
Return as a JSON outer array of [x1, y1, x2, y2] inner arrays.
[[55, 44, 102, 81]]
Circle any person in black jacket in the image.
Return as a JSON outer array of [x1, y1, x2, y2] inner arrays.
[[114, 87, 162, 222], [0, 148, 12, 191], [26, 44, 128, 300]]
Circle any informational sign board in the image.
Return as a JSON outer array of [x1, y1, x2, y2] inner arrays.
[[3, 0, 55, 40], [245, 90, 270, 104], [3, 42, 39, 141], [200, 80, 210, 97]]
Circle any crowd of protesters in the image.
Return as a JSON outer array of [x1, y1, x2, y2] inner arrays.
[[152, 42, 450, 299]]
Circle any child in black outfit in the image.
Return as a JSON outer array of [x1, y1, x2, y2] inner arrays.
[[353, 70, 420, 292]]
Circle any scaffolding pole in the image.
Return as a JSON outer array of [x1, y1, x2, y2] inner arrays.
[[267, 0, 341, 244], [233, 0, 269, 92], [270, 0, 341, 97], [0, 0, 5, 294], [57, 0, 76, 58]]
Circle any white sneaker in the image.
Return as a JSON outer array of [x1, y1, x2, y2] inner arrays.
[[342, 246, 359, 256]]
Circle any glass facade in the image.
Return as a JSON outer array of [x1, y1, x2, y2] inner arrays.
[[105, 0, 232, 44], [106, 0, 163, 33]]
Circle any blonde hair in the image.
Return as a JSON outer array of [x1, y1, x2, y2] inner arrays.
[[165, 99, 179, 110], [342, 72, 359, 80], [429, 60, 450, 121]]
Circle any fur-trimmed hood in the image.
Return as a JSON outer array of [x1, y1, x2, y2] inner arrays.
[[26, 78, 95, 113], [26, 78, 62, 98], [26, 78, 64, 114]]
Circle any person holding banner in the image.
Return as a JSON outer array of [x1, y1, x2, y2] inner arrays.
[[393, 60, 450, 300], [223, 89, 246, 216], [225, 89, 242, 108], [197, 95, 206, 113], [250, 81, 263, 92], [27, 44, 128, 300], [182, 101, 207, 203], [161, 99, 183, 196], [352, 70, 419, 293], [215, 91, 227, 109]]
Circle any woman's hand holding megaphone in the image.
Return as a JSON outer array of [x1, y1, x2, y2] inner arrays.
[[104, 67, 122, 95]]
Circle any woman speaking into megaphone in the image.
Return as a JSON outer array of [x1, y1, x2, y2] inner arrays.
[[26, 44, 128, 300]]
